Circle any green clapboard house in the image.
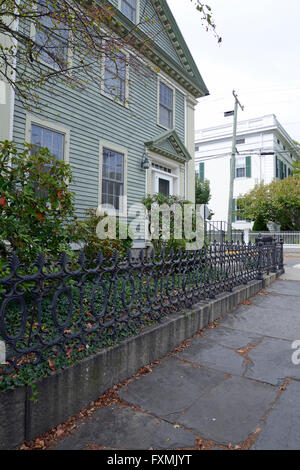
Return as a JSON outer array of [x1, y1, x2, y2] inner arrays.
[[1, 0, 209, 247]]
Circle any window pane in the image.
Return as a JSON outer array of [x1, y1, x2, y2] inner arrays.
[[236, 167, 245, 178], [31, 124, 42, 146], [42, 128, 52, 150], [52, 132, 64, 160]]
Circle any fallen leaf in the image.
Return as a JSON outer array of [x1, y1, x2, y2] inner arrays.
[[48, 359, 55, 371]]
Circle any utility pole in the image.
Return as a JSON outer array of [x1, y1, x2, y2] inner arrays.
[[226, 90, 244, 241]]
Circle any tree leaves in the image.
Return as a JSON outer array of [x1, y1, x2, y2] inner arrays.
[[238, 176, 300, 230]]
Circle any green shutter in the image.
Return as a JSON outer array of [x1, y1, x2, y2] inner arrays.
[[246, 156, 251, 178], [275, 155, 278, 177], [284, 164, 287, 178], [280, 160, 283, 179], [232, 198, 236, 222], [199, 162, 204, 181]]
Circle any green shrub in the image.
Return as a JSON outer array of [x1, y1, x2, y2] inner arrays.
[[0, 140, 76, 267], [252, 214, 269, 232], [72, 208, 133, 259]]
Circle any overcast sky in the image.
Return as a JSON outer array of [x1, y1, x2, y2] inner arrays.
[[168, 0, 300, 142]]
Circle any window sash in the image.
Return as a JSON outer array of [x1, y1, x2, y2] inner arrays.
[[102, 148, 124, 211], [159, 104, 173, 129], [121, 0, 137, 22], [31, 124, 65, 161]]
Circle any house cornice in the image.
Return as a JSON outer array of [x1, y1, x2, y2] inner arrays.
[[101, 0, 209, 98]]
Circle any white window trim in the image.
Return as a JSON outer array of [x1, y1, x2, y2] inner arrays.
[[118, 0, 140, 24], [30, 4, 73, 72], [98, 140, 128, 218], [157, 78, 176, 131], [100, 48, 130, 108], [25, 114, 70, 164]]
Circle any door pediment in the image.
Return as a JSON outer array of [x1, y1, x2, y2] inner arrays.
[[145, 130, 192, 164]]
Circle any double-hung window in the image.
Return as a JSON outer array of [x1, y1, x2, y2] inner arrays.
[[235, 156, 246, 178], [35, 0, 69, 69], [104, 52, 127, 104], [120, 0, 137, 22], [101, 148, 124, 211], [31, 124, 65, 160], [30, 122, 66, 197], [235, 155, 251, 178], [159, 81, 174, 129]]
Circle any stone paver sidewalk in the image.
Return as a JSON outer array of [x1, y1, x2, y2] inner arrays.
[[53, 254, 300, 450]]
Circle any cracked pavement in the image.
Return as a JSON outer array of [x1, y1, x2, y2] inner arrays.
[[51, 253, 300, 450]]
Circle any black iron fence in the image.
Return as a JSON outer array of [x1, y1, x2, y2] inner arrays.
[[204, 220, 244, 243], [0, 237, 283, 376]]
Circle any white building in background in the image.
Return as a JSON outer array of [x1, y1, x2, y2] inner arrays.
[[195, 114, 300, 230]]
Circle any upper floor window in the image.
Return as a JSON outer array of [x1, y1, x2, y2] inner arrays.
[[31, 123, 65, 161], [35, 0, 69, 69], [120, 0, 138, 23], [103, 52, 127, 104], [235, 156, 246, 178], [159, 81, 174, 129], [235, 155, 251, 178]]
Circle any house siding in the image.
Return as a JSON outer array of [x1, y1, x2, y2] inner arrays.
[[13, 62, 186, 218], [110, 0, 184, 68]]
